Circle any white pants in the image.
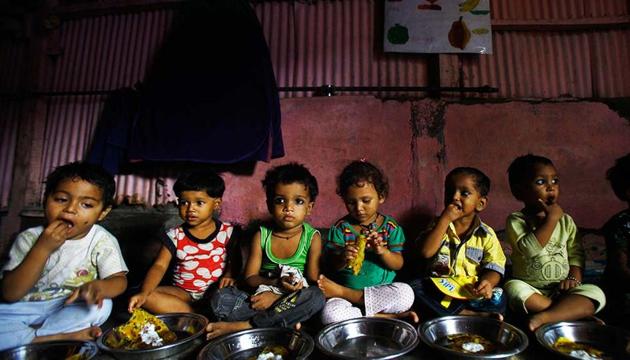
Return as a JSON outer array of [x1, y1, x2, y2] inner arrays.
[[0, 297, 112, 351], [321, 282, 414, 325]]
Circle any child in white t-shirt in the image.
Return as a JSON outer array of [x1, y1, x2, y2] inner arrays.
[[0, 162, 128, 350]]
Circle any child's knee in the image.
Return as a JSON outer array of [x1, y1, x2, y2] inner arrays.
[[210, 287, 245, 319], [400, 283, 415, 308], [320, 298, 359, 325], [89, 298, 113, 325]]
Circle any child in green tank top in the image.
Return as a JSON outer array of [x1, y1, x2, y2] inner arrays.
[[206, 163, 325, 339]]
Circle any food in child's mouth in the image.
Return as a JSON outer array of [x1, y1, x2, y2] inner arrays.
[[553, 337, 605, 360], [106, 309, 177, 350]]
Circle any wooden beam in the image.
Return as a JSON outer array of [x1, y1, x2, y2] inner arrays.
[[492, 16, 630, 31], [53, 0, 182, 19]]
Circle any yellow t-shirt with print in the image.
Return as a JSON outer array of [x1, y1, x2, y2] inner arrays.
[[425, 216, 506, 279]]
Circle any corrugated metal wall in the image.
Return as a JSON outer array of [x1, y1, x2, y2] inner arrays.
[[0, 36, 26, 208], [1, 0, 628, 207], [0, 99, 20, 208], [458, 0, 630, 98], [257, 0, 429, 98], [39, 9, 174, 205]]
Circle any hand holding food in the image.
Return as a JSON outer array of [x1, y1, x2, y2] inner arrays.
[[347, 233, 367, 275], [36, 220, 71, 253], [65, 280, 106, 307]]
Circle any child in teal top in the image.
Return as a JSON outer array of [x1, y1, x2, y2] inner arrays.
[[318, 160, 417, 324], [327, 215, 405, 289]]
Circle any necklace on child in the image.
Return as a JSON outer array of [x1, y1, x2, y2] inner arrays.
[[272, 227, 303, 240], [359, 214, 380, 232]]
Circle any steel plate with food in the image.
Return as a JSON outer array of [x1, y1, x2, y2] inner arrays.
[[96, 310, 208, 360], [0, 340, 98, 360], [316, 317, 418, 359], [197, 328, 313, 360], [535, 321, 630, 360], [419, 315, 528, 359]]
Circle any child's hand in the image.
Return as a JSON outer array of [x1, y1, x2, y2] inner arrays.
[[366, 231, 387, 255], [218, 277, 236, 289], [65, 281, 106, 308], [344, 242, 359, 262], [442, 203, 464, 222], [470, 279, 494, 299], [538, 199, 564, 220], [36, 220, 71, 253], [280, 276, 303, 292], [250, 291, 281, 310], [128, 292, 148, 312], [558, 278, 580, 291]]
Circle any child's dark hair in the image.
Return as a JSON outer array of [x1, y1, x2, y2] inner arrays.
[[507, 154, 554, 199], [44, 162, 116, 208], [337, 160, 389, 198], [173, 171, 225, 198], [446, 167, 491, 197], [262, 163, 319, 208], [606, 153, 630, 201]]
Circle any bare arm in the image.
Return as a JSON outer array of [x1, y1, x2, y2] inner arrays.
[[128, 245, 172, 311], [139, 246, 172, 294], [471, 270, 502, 299], [2, 221, 70, 302], [558, 265, 584, 291], [67, 272, 127, 306], [244, 231, 277, 288], [305, 232, 322, 283], [378, 250, 404, 270], [367, 230, 404, 270], [418, 205, 460, 259]]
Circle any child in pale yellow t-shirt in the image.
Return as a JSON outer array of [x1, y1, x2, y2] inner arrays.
[[504, 154, 605, 331]]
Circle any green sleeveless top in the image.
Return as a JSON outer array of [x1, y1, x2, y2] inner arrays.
[[260, 222, 318, 273]]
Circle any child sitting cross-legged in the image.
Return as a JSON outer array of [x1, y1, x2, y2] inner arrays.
[[0, 162, 128, 351], [205, 163, 325, 339], [128, 171, 237, 314], [318, 160, 417, 325], [504, 154, 606, 331], [410, 167, 507, 320]]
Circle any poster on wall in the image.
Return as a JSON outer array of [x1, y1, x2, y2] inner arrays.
[[384, 0, 492, 54]]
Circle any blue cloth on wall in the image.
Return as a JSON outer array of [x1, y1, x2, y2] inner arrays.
[[86, 88, 138, 174], [127, 0, 284, 164]]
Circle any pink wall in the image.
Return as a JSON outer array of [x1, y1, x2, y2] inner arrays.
[[219, 97, 630, 237]]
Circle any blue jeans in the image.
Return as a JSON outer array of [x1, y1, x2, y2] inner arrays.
[[0, 297, 112, 351], [409, 278, 506, 317], [210, 286, 325, 328]]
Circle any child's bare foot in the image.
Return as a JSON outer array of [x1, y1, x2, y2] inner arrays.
[[33, 326, 102, 343], [459, 309, 504, 321], [528, 312, 550, 332], [206, 321, 251, 340], [374, 310, 420, 323], [317, 275, 345, 299]]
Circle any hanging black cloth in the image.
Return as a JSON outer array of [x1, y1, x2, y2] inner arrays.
[[87, 87, 139, 174], [127, 0, 284, 164]]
